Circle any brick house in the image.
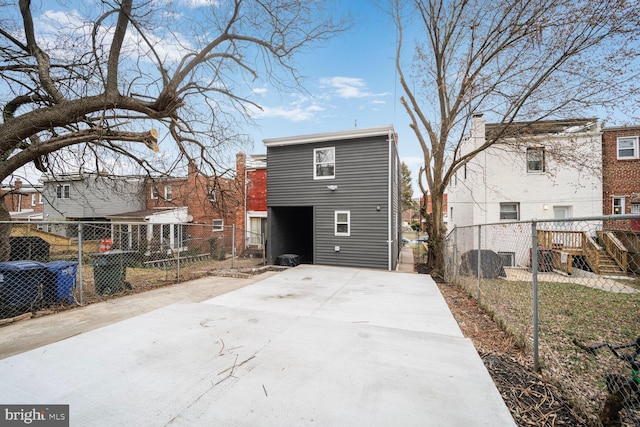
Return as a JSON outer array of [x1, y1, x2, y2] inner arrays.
[[235, 152, 267, 251], [602, 126, 640, 231], [1, 178, 44, 220], [143, 162, 241, 254]]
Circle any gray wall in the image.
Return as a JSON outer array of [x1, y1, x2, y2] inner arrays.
[[267, 135, 399, 270], [42, 175, 146, 221]]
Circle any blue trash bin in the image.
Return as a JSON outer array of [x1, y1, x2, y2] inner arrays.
[[44, 261, 79, 304], [0, 261, 48, 317]]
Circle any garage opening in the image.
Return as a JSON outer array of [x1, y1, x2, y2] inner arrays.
[[269, 206, 313, 265]]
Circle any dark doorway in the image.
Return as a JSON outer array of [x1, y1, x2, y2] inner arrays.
[[268, 206, 314, 264]]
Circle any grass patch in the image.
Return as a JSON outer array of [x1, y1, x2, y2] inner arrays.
[[458, 276, 640, 424]]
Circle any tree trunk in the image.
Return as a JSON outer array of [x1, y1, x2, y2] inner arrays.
[[0, 199, 12, 261], [427, 190, 447, 280]]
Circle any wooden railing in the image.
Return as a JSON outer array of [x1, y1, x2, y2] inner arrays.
[[582, 234, 601, 274], [598, 231, 628, 272], [536, 230, 583, 251]]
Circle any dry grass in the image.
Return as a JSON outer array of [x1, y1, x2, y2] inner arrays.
[[457, 276, 640, 425]]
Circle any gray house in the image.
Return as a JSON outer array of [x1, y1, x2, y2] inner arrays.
[[264, 125, 402, 270], [41, 172, 146, 239]]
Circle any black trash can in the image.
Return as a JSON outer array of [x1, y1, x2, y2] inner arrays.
[[91, 250, 136, 295], [43, 261, 79, 304], [0, 260, 48, 316]]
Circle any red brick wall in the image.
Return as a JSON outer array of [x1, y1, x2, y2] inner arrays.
[[246, 168, 266, 212], [145, 163, 242, 252], [602, 127, 640, 230]]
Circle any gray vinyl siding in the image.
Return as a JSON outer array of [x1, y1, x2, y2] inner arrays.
[[43, 177, 145, 220], [268, 135, 392, 269]]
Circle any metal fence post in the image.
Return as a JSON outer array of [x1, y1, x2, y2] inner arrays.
[[77, 222, 84, 305], [531, 221, 539, 372], [176, 224, 181, 282], [453, 227, 458, 281], [477, 225, 482, 303]]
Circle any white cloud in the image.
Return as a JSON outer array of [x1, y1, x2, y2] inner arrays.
[[250, 103, 326, 122], [252, 87, 268, 96], [320, 76, 390, 99], [180, 0, 220, 7]]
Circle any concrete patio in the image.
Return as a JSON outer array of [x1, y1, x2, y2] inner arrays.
[[0, 261, 515, 426]]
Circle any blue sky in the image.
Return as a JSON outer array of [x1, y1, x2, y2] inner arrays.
[[245, 1, 423, 192]]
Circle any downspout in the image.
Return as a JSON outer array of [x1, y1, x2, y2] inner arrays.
[[388, 129, 393, 271]]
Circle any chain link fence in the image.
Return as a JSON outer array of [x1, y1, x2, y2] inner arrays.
[[0, 221, 266, 322], [445, 214, 640, 426]]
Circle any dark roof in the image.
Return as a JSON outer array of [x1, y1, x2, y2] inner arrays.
[[485, 118, 598, 140]]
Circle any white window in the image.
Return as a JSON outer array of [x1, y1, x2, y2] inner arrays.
[[164, 185, 172, 201], [335, 211, 350, 236], [500, 202, 519, 220], [150, 186, 159, 199], [553, 206, 572, 219], [56, 184, 70, 199], [212, 219, 224, 231], [38, 194, 43, 204], [617, 136, 639, 159], [526, 147, 545, 173], [314, 147, 335, 179], [31, 194, 36, 206], [208, 186, 216, 202], [632, 203, 640, 214], [612, 197, 625, 215]]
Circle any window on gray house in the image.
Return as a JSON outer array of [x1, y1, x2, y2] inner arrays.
[[500, 202, 519, 220], [335, 211, 350, 236], [314, 147, 335, 179], [527, 147, 545, 172], [617, 136, 639, 159], [56, 184, 70, 199]]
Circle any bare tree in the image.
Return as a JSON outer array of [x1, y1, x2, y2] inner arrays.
[[0, 0, 346, 259], [393, 0, 640, 277]]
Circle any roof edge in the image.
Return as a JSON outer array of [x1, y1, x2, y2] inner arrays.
[[263, 125, 394, 147]]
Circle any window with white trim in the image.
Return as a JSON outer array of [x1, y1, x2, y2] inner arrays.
[[314, 147, 335, 179], [617, 136, 639, 159], [164, 185, 172, 201], [632, 203, 640, 214], [38, 194, 43, 204], [499, 202, 519, 220], [151, 186, 159, 199], [212, 219, 224, 231], [31, 194, 36, 206], [335, 211, 350, 236], [613, 197, 625, 215], [526, 147, 545, 173], [56, 184, 70, 199], [208, 186, 216, 202]]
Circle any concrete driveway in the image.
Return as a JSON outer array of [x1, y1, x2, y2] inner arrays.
[[0, 265, 515, 426]]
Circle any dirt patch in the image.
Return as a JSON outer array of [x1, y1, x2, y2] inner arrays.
[[424, 264, 588, 426]]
